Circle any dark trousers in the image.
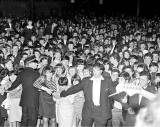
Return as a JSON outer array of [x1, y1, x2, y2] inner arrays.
[[21, 106, 38, 127], [81, 106, 112, 127]]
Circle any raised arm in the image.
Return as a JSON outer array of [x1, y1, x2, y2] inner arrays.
[[7, 74, 21, 91]]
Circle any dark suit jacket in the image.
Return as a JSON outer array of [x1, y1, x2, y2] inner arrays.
[[61, 76, 120, 120], [8, 67, 40, 108]]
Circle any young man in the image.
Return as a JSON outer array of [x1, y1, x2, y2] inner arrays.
[[60, 63, 123, 127]]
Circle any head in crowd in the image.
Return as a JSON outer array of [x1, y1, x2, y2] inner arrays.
[[118, 71, 131, 84], [42, 65, 54, 81], [54, 63, 66, 77], [58, 76, 68, 91], [139, 71, 151, 88], [92, 63, 104, 78], [24, 55, 38, 69]]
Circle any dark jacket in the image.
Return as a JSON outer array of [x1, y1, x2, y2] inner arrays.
[[8, 67, 40, 108], [61, 76, 121, 120]]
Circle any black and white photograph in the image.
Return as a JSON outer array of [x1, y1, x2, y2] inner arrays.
[[0, 0, 160, 127]]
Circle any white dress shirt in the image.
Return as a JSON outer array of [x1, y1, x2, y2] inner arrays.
[[90, 76, 104, 106]]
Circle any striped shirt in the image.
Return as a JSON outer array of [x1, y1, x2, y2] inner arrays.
[[33, 76, 57, 92]]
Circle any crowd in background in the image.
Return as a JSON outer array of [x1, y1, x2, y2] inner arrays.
[[0, 14, 160, 127]]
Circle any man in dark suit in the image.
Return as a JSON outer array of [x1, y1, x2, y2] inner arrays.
[[60, 63, 122, 127], [7, 56, 40, 127]]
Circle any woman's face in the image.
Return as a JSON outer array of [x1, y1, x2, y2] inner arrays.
[[54, 52, 61, 60], [104, 63, 110, 71], [56, 67, 63, 75], [77, 64, 84, 72], [45, 70, 52, 80], [124, 52, 130, 59], [42, 59, 48, 66], [5, 61, 13, 71], [83, 69, 91, 77], [69, 67, 76, 77]]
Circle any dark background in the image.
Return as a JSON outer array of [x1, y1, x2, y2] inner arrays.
[[0, 0, 159, 17]]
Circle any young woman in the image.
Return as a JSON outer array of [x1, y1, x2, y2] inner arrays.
[[72, 74, 83, 127], [33, 65, 57, 127], [1, 59, 22, 127], [56, 76, 75, 127]]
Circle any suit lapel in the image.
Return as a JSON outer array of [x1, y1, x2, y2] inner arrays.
[[100, 79, 106, 106], [88, 79, 94, 105]]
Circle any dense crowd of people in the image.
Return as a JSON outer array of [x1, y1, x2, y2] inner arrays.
[[0, 14, 159, 127]]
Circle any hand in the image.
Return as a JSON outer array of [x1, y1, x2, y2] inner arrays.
[[45, 88, 53, 95], [121, 95, 127, 103], [52, 92, 60, 99], [73, 80, 79, 86]]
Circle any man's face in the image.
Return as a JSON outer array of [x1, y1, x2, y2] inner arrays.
[[130, 58, 136, 66], [93, 66, 102, 78], [110, 57, 118, 67], [35, 51, 40, 58], [68, 44, 74, 50], [111, 72, 119, 81], [153, 54, 159, 62], [62, 60, 69, 67], [54, 52, 61, 60], [20, 36, 25, 42], [12, 46, 19, 54], [144, 56, 152, 65], [5, 61, 13, 70]]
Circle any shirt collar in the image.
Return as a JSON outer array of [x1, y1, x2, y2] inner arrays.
[[90, 76, 104, 80]]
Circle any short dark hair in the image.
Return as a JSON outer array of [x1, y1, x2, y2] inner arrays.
[[110, 53, 120, 62], [119, 71, 131, 81], [42, 65, 53, 76], [93, 63, 105, 71], [144, 53, 152, 59], [139, 71, 151, 80], [58, 77, 68, 86]]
